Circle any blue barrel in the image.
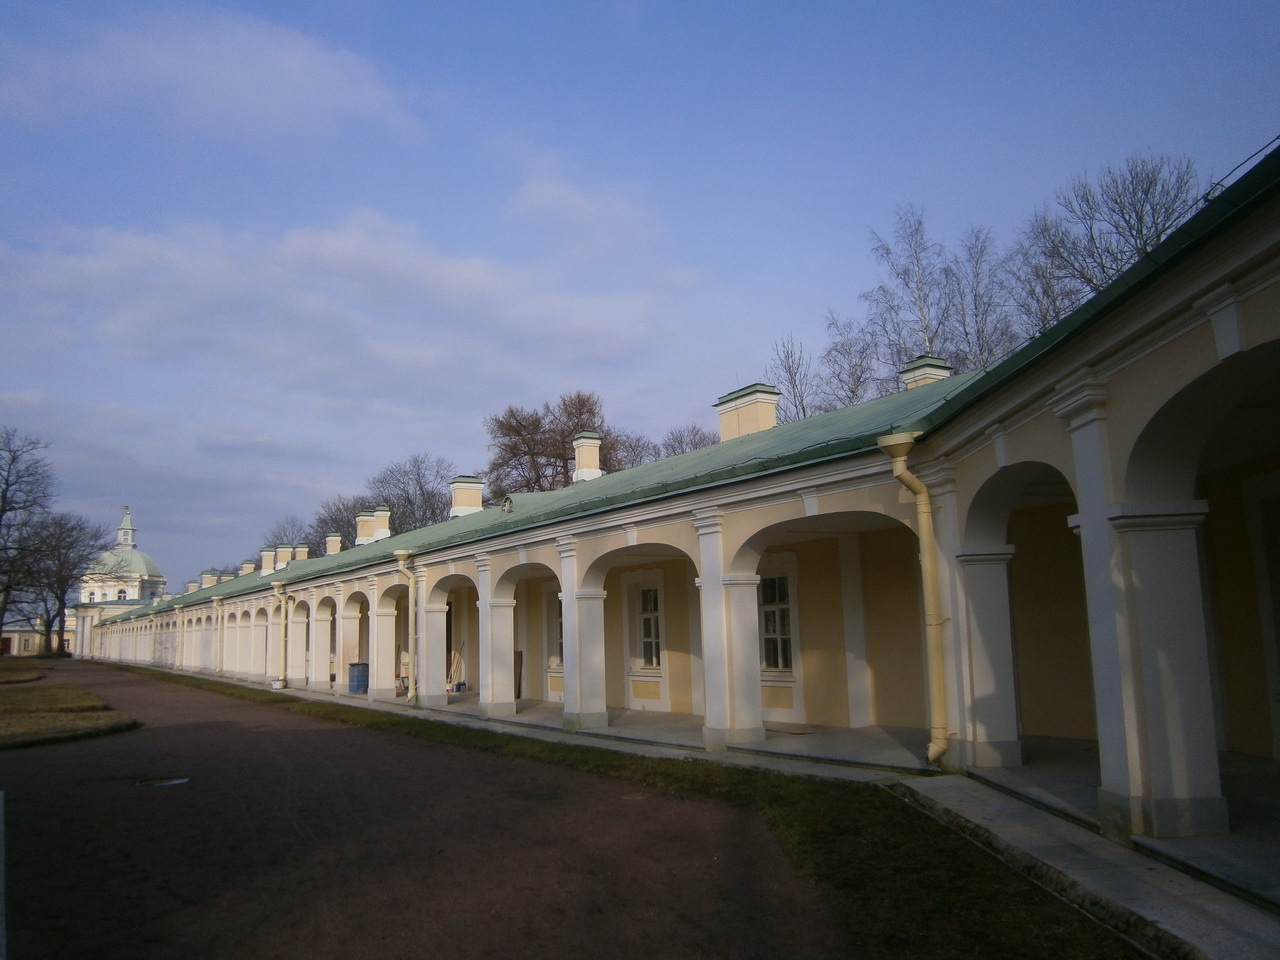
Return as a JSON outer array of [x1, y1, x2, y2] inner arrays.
[[348, 662, 369, 695]]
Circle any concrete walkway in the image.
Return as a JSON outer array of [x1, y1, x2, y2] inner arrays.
[[319, 682, 1280, 960]]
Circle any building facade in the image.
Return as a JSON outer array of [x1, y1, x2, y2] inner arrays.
[[81, 146, 1280, 843]]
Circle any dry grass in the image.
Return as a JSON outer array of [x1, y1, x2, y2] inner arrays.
[[0, 710, 137, 748], [0, 675, 137, 747]]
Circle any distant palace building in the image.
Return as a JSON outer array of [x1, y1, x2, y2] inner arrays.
[[80, 507, 167, 607]]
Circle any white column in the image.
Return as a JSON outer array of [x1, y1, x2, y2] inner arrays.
[[956, 550, 1022, 766], [695, 509, 764, 749], [420, 599, 449, 707], [1053, 376, 1145, 839], [1112, 503, 1228, 837], [369, 582, 397, 701], [567, 589, 609, 730], [481, 598, 518, 717]]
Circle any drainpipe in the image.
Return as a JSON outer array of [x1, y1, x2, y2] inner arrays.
[[272, 582, 288, 688], [393, 550, 415, 702], [877, 432, 950, 765]]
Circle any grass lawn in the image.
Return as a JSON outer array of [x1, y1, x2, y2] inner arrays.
[[0, 674, 137, 747], [0, 657, 45, 684], [119, 666, 1144, 960]]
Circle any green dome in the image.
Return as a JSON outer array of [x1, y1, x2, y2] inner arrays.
[[90, 544, 163, 579]]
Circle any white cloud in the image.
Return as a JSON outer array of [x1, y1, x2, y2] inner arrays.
[[0, 9, 420, 143]]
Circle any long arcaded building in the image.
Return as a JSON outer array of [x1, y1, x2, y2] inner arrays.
[[79, 145, 1280, 844]]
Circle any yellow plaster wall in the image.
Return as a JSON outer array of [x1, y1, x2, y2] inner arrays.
[[603, 568, 627, 706], [602, 558, 696, 711], [1008, 503, 1096, 740], [1201, 456, 1280, 758], [1241, 281, 1280, 351], [860, 527, 926, 728], [775, 539, 850, 727]]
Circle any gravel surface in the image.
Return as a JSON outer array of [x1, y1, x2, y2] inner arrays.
[[2, 661, 851, 959]]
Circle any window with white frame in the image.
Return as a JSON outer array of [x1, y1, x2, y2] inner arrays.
[[624, 572, 665, 674], [638, 587, 661, 668], [758, 553, 798, 674]]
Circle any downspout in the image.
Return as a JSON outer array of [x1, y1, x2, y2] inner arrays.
[[877, 432, 951, 765], [394, 550, 416, 702], [272, 582, 288, 688]]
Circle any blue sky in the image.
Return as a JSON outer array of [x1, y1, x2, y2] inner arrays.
[[1, 1, 1276, 585]]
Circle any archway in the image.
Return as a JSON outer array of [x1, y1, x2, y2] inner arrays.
[[734, 511, 927, 732], [582, 544, 701, 718], [963, 462, 1091, 774], [492, 563, 561, 709]]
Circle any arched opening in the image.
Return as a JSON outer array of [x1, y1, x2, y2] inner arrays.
[[252, 608, 269, 679], [341, 592, 370, 693], [734, 512, 927, 737], [963, 462, 1092, 788], [313, 597, 338, 689], [376, 585, 410, 699], [1124, 340, 1280, 837], [426, 576, 479, 702], [583, 544, 701, 718], [492, 563, 561, 709], [290, 599, 311, 688]]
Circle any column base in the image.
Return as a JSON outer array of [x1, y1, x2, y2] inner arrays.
[[563, 711, 609, 732], [953, 738, 1023, 769], [416, 693, 449, 707], [703, 725, 766, 752], [369, 687, 398, 702], [479, 700, 517, 719], [1144, 794, 1230, 838]]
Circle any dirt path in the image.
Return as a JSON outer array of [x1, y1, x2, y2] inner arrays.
[[2, 661, 851, 959]]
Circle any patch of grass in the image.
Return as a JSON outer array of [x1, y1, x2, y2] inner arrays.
[[0, 710, 137, 748], [0, 659, 45, 683], [0, 684, 110, 713], [120, 669, 1143, 959]]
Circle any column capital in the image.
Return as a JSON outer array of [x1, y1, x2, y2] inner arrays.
[[1050, 374, 1108, 430], [488, 598, 517, 611], [722, 575, 761, 589], [574, 590, 608, 602], [692, 508, 723, 536], [556, 535, 578, 559], [474, 552, 491, 574], [1109, 500, 1208, 533], [957, 548, 1016, 566]]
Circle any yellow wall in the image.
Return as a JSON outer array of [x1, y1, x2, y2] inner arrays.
[[1201, 456, 1280, 758], [774, 539, 850, 727], [860, 527, 926, 728], [602, 558, 696, 711], [1008, 503, 1096, 740]]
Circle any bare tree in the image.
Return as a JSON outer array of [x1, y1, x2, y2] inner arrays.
[[485, 391, 656, 498], [945, 226, 1018, 370], [818, 310, 877, 408], [861, 204, 954, 381], [367, 452, 456, 534], [260, 514, 312, 551], [306, 493, 379, 554], [659, 423, 718, 457], [0, 427, 57, 636], [604, 428, 661, 471], [1010, 154, 1202, 332], [18, 512, 113, 655], [766, 333, 827, 423]]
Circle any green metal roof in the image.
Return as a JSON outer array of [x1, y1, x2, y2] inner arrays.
[[103, 143, 1280, 625]]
